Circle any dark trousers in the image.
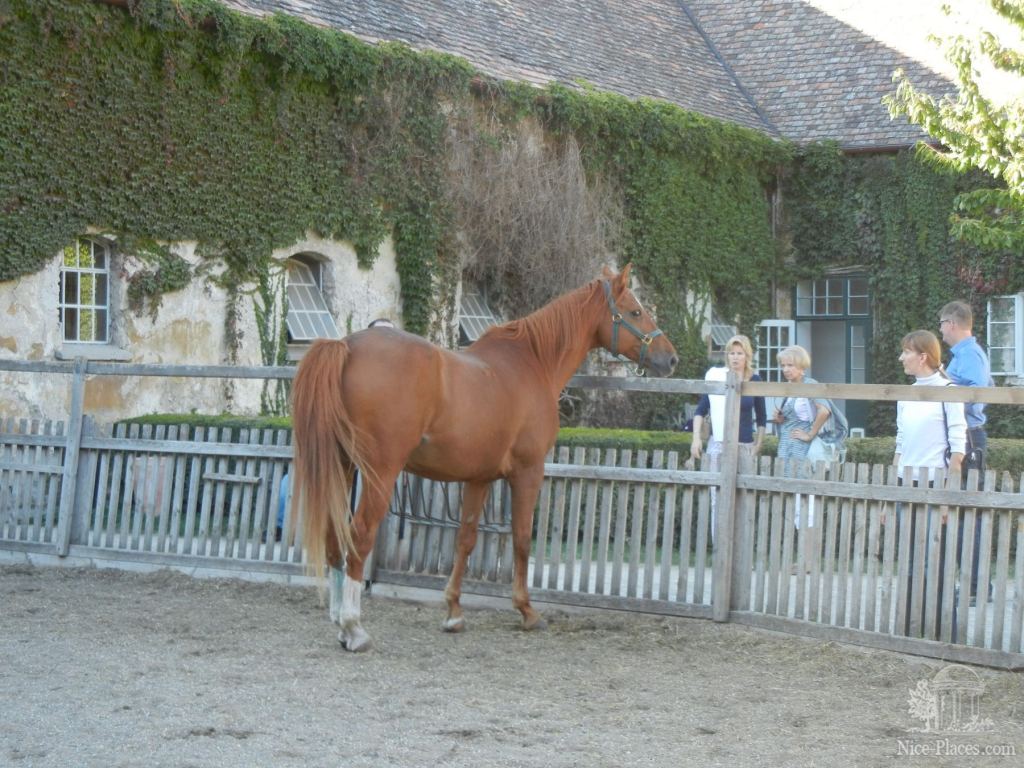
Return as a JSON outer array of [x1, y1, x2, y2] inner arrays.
[[958, 427, 987, 596]]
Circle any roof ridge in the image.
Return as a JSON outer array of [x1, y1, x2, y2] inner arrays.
[[674, 0, 780, 137]]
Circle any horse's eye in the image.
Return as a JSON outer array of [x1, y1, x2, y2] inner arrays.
[[630, 309, 642, 318]]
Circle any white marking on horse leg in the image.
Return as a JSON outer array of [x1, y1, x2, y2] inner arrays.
[[340, 573, 362, 624], [328, 566, 344, 624], [442, 615, 466, 633], [338, 574, 372, 652]]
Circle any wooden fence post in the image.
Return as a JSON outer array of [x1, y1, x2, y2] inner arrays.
[[730, 448, 755, 612], [711, 370, 742, 622], [69, 415, 97, 548], [55, 357, 87, 556]]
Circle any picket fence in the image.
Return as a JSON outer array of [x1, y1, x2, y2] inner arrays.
[[2, 358, 1024, 669]]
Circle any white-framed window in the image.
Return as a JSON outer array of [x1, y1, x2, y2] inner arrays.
[[987, 294, 1023, 376], [459, 287, 500, 346], [59, 237, 110, 343], [847, 276, 869, 315], [757, 319, 795, 382], [708, 307, 738, 352], [796, 276, 869, 317], [758, 319, 795, 435], [285, 256, 340, 342]]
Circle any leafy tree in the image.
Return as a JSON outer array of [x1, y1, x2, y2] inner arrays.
[[885, 1, 1024, 257], [907, 679, 939, 731]]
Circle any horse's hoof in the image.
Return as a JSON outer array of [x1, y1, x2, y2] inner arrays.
[[523, 615, 547, 632], [338, 626, 372, 653], [442, 616, 466, 633]]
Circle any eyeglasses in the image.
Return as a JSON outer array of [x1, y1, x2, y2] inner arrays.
[[939, 318, 953, 327]]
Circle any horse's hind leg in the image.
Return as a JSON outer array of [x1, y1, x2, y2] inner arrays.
[[338, 470, 396, 652], [509, 467, 546, 631], [442, 480, 490, 632], [328, 467, 358, 625], [328, 565, 345, 625]]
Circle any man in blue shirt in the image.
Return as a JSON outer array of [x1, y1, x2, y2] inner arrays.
[[940, 300, 993, 605], [941, 301, 992, 453]]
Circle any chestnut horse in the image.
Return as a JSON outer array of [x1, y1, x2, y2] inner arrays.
[[290, 265, 677, 651]]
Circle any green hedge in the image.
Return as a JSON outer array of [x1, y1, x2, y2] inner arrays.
[[124, 416, 1024, 478], [555, 430, 1024, 479], [842, 437, 1024, 481], [121, 413, 291, 432], [555, 428, 692, 453]]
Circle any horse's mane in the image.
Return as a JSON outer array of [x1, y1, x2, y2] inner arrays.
[[479, 279, 600, 369]]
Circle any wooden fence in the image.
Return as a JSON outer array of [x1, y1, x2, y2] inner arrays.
[[2, 359, 1024, 669]]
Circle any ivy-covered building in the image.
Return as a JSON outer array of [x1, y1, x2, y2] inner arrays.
[[1, 0, 1016, 431]]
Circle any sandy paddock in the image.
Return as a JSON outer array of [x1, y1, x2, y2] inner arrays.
[[2, 564, 1023, 767]]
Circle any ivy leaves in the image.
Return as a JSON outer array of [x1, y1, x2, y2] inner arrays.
[[1, 0, 469, 336]]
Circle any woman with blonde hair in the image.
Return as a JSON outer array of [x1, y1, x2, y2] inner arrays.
[[772, 345, 832, 464], [772, 345, 834, 532], [690, 334, 766, 463], [690, 335, 766, 538]]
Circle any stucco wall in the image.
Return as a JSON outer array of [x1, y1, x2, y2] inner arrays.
[[283, 233, 403, 335], [0, 233, 404, 423]]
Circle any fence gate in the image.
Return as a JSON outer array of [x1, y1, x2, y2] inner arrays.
[[375, 475, 514, 584], [373, 446, 718, 621], [0, 419, 66, 547]]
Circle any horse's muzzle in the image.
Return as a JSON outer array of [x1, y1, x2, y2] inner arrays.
[[645, 351, 678, 378]]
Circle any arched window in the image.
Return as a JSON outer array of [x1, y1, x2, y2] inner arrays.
[[285, 255, 340, 342], [459, 286, 500, 347], [59, 237, 110, 343]]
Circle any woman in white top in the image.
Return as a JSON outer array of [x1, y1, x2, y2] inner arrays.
[[894, 330, 966, 483], [894, 330, 967, 638]]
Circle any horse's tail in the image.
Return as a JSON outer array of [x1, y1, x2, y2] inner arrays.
[[290, 339, 364, 579]]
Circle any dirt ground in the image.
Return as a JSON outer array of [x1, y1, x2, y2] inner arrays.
[[2, 565, 1023, 768]]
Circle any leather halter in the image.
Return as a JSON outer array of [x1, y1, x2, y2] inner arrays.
[[602, 280, 664, 370]]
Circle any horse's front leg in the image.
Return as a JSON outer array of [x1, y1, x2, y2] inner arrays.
[[338, 472, 396, 652], [509, 466, 546, 631], [442, 480, 490, 632]]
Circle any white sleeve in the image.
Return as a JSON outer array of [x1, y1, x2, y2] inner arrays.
[[895, 402, 904, 455], [945, 400, 967, 455], [705, 367, 728, 442]]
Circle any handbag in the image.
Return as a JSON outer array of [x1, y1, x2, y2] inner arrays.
[[806, 435, 834, 463]]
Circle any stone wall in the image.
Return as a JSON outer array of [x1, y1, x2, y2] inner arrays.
[[0, 233, 404, 422]]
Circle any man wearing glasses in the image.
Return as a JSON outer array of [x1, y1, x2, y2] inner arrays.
[[939, 300, 993, 605]]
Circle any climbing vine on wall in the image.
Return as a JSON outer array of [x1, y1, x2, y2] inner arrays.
[[785, 142, 1010, 434], [0, 0, 470, 337], [534, 86, 789, 383], [4, 0, 999, 432], [1, 0, 788, 378]]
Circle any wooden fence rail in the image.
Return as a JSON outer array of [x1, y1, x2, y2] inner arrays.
[[1, 359, 1023, 668]]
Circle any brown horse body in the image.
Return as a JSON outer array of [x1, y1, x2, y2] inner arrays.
[[290, 265, 677, 650]]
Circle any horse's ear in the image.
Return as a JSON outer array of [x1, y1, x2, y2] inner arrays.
[[613, 263, 632, 295], [601, 264, 616, 280]]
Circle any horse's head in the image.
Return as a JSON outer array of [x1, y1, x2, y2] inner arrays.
[[598, 264, 678, 377]]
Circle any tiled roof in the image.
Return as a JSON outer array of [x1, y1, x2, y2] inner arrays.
[[685, 0, 956, 148], [221, 0, 775, 136], [220, 0, 958, 149]]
